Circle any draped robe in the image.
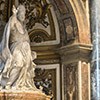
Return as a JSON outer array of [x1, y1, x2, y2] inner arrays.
[[0, 16, 37, 90]]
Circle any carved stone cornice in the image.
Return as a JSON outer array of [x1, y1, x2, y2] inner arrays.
[[31, 45, 60, 64], [58, 43, 92, 63]]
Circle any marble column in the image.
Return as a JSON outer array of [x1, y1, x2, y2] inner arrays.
[[91, 0, 100, 100]]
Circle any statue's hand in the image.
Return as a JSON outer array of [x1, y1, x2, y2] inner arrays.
[[32, 51, 37, 60], [12, 5, 17, 15]]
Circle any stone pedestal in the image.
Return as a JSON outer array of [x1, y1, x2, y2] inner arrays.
[[0, 91, 50, 100]]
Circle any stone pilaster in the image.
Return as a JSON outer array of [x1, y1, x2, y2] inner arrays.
[[58, 43, 92, 100], [90, 0, 100, 100]]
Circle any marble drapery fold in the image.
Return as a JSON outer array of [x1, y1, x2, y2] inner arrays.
[[0, 5, 38, 91]]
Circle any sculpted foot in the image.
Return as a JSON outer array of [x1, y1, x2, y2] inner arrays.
[[0, 86, 3, 90], [5, 85, 11, 90], [5, 82, 11, 90]]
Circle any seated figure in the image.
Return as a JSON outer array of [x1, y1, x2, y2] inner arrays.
[[0, 5, 37, 91]]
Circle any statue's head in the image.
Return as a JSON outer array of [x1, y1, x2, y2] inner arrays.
[[17, 5, 26, 22]]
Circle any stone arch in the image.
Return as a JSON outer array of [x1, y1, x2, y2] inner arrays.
[[49, 0, 78, 46], [69, 0, 91, 44]]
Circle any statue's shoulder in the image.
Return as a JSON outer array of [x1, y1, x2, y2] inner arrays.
[[10, 15, 17, 22], [8, 14, 25, 34]]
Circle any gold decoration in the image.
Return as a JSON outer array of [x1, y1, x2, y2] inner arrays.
[[33, 0, 52, 27]]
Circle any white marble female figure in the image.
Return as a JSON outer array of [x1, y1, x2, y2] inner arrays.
[[0, 5, 37, 90]]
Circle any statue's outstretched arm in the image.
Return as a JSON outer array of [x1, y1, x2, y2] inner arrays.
[[10, 5, 18, 29]]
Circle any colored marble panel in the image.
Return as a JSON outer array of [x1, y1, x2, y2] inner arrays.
[[54, 0, 68, 14]]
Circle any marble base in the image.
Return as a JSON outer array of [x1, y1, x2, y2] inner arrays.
[[0, 90, 50, 100]]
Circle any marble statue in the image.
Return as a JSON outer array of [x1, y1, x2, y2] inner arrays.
[[0, 5, 38, 91]]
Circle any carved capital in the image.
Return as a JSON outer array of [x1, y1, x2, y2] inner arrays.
[[58, 43, 92, 64]]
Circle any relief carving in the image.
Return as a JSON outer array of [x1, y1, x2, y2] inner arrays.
[[19, 0, 51, 29], [64, 64, 78, 100], [34, 68, 56, 99]]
